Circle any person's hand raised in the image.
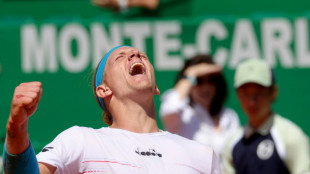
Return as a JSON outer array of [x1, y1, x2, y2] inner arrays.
[[9, 82, 43, 127], [184, 63, 222, 78]]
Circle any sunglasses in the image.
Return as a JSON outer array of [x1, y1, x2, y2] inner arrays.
[[196, 76, 217, 85]]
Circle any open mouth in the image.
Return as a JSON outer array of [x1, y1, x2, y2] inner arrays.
[[129, 63, 145, 76]]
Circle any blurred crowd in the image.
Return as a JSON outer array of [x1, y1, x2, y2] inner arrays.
[[159, 55, 310, 173]]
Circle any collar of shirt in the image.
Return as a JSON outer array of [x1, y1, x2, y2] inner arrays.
[[244, 113, 275, 139]]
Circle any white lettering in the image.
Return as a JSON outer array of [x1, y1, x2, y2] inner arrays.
[[154, 21, 182, 70], [295, 18, 310, 67], [0, 156, 2, 172], [22, 24, 57, 73], [196, 19, 228, 66], [91, 23, 122, 68], [262, 19, 294, 67], [59, 23, 90, 73], [230, 20, 261, 68], [123, 22, 151, 53]]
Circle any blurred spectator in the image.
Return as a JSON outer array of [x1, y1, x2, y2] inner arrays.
[[159, 54, 240, 166], [222, 59, 310, 174], [91, 0, 159, 12]]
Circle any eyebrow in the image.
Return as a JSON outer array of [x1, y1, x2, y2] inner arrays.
[[113, 51, 126, 59], [116, 49, 147, 58], [118, 51, 126, 55]]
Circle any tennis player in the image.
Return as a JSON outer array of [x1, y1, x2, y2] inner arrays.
[[4, 46, 222, 174]]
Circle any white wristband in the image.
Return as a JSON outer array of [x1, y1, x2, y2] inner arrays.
[[182, 75, 197, 86]]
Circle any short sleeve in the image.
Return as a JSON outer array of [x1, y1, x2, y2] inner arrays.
[[36, 126, 85, 174]]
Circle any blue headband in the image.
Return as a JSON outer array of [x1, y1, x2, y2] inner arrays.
[[95, 45, 130, 110]]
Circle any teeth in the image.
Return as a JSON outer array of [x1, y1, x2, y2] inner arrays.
[[129, 63, 145, 75]]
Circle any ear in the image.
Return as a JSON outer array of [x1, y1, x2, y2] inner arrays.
[[96, 83, 113, 99], [154, 85, 160, 95]]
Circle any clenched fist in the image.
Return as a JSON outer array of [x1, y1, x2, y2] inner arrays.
[[6, 82, 43, 154], [9, 82, 43, 127]]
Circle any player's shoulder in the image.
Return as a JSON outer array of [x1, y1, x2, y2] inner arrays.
[[56, 125, 100, 139], [166, 132, 214, 153], [167, 132, 218, 168], [63, 125, 95, 132], [165, 132, 220, 172]]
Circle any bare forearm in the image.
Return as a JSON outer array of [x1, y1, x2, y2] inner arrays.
[[6, 118, 30, 155], [174, 79, 194, 100], [174, 67, 198, 100], [3, 82, 43, 174]]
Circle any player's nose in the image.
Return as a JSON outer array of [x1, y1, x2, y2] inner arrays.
[[129, 49, 141, 60]]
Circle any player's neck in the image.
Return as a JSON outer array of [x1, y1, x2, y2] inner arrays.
[[110, 119, 160, 133], [109, 100, 159, 133]]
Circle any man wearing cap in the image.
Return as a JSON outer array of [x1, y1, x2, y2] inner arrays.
[[222, 59, 310, 174], [3, 46, 222, 174]]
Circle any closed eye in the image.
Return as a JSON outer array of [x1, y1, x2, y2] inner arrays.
[[115, 55, 124, 61], [115, 51, 127, 61], [115, 54, 126, 61]]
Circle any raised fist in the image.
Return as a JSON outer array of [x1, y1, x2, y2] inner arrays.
[[9, 82, 43, 126]]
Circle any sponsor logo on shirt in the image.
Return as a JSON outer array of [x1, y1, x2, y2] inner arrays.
[[41, 147, 54, 152], [135, 148, 162, 158], [256, 139, 274, 160]]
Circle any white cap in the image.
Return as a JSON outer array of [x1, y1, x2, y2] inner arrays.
[[234, 59, 273, 88]]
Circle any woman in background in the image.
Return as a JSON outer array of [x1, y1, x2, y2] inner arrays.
[[159, 54, 240, 166]]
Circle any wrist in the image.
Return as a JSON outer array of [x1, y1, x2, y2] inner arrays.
[[3, 141, 40, 173], [184, 67, 198, 77], [7, 118, 28, 138], [181, 75, 197, 86]]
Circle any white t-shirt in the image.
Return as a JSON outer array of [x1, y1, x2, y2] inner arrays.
[[37, 126, 221, 174], [159, 89, 240, 164]]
